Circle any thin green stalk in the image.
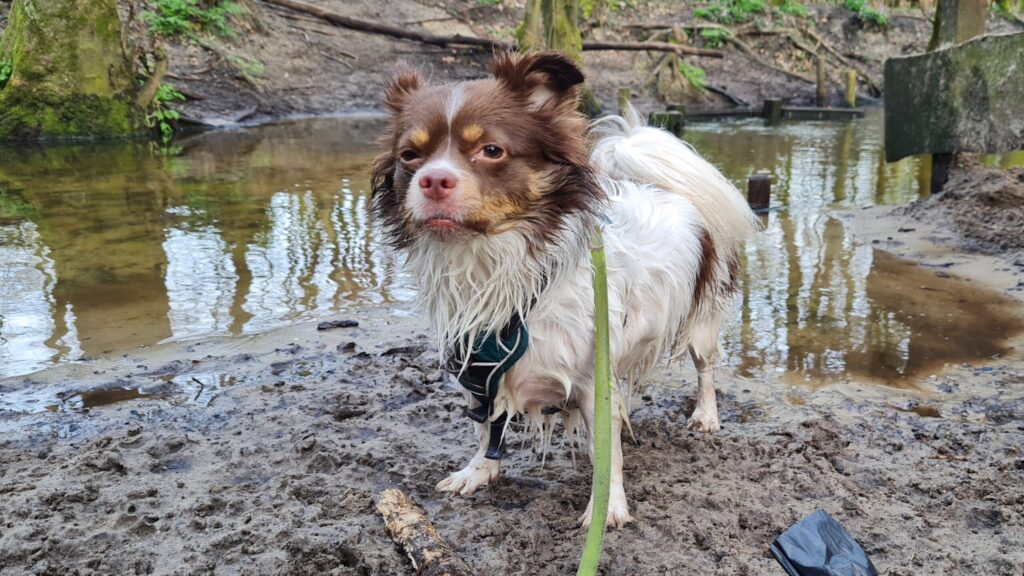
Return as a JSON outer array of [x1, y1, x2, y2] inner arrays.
[[577, 227, 612, 576]]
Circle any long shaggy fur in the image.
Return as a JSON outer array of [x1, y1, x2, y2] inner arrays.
[[370, 51, 758, 526]]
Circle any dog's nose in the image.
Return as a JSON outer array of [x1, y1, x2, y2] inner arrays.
[[418, 169, 458, 201]]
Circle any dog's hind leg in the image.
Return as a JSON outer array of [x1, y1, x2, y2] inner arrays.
[[686, 317, 722, 433], [578, 388, 633, 528], [436, 419, 500, 496]]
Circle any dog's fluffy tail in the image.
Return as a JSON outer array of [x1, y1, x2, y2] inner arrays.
[[588, 106, 759, 254]]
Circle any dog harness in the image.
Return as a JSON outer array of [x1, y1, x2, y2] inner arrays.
[[447, 311, 530, 460]]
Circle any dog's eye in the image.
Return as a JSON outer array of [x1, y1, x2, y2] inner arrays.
[[399, 149, 421, 162], [481, 145, 505, 160]]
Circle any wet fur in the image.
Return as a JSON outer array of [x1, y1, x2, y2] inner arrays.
[[371, 51, 758, 526]]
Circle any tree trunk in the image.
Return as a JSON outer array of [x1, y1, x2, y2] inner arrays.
[[517, 0, 544, 51], [543, 0, 582, 60], [0, 0, 144, 140], [519, 0, 601, 116]]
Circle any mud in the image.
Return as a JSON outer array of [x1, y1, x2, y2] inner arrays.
[[2, 262, 1024, 575], [904, 159, 1024, 254]]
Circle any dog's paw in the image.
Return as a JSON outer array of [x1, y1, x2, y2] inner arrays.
[[435, 458, 500, 496], [579, 487, 634, 528], [685, 409, 720, 433]]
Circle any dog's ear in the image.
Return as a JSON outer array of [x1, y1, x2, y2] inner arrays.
[[384, 62, 423, 114], [491, 51, 585, 111]]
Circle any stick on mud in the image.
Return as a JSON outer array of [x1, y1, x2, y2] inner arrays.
[[375, 489, 472, 576]]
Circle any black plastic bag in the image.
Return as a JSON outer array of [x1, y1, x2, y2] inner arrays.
[[770, 509, 878, 576]]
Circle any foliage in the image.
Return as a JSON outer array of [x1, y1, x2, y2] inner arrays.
[[778, 0, 810, 18], [143, 0, 245, 39], [693, 0, 766, 24], [581, 0, 638, 18], [844, 0, 888, 26], [228, 53, 264, 85], [992, 0, 1023, 17], [0, 59, 11, 91], [0, 187, 35, 221], [145, 83, 185, 143], [476, 0, 502, 5], [699, 27, 729, 48], [678, 62, 706, 90]]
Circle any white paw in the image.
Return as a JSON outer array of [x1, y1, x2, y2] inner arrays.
[[686, 408, 720, 433], [435, 458, 500, 496], [578, 486, 633, 528]]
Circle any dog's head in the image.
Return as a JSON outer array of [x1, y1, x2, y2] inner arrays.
[[371, 51, 603, 249]]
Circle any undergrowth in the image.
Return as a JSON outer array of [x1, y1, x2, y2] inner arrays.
[[693, 0, 766, 24], [678, 62, 706, 90], [844, 0, 888, 26], [0, 59, 11, 91], [146, 83, 185, 143], [779, 0, 810, 18], [700, 28, 729, 48], [143, 0, 245, 39]]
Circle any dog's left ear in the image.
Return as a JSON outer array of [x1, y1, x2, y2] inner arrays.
[[491, 51, 585, 111]]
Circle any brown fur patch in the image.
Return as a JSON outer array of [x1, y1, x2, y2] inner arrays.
[[693, 229, 718, 312], [409, 128, 430, 148], [461, 124, 484, 144]]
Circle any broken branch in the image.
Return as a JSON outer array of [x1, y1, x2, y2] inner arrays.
[[376, 488, 472, 576]]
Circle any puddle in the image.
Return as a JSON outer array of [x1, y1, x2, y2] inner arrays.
[[1, 110, 1022, 402], [41, 372, 242, 412], [53, 387, 163, 411]]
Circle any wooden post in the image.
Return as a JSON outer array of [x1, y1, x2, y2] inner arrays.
[[929, 0, 988, 50], [618, 87, 632, 114], [844, 70, 857, 108], [747, 174, 771, 211], [762, 99, 782, 122], [930, 153, 953, 194], [816, 55, 826, 107]]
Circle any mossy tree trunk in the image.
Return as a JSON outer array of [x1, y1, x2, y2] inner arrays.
[[516, 0, 601, 117], [0, 0, 144, 141]]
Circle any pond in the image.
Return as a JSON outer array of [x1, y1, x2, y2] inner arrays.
[[0, 110, 1020, 389]]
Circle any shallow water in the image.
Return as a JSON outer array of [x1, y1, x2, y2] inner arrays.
[[0, 110, 1020, 388]]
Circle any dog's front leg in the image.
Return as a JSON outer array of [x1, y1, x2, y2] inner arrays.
[[436, 417, 500, 496], [578, 388, 633, 528]]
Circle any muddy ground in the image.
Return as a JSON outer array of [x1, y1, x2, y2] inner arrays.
[[904, 159, 1024, 253], [2, 195, 1024, 575]]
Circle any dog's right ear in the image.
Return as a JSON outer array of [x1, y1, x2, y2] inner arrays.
[[384, 63, 423, 114]]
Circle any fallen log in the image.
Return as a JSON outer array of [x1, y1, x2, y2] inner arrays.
[[376, 488, 472, 576], [582, 40, 723, 58], [260, 0, 724, 58]]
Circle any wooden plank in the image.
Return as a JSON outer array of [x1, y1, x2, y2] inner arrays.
[[781, 107, 865, 120]]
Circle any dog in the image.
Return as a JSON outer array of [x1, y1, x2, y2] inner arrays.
[[371, 51, 757, 527]]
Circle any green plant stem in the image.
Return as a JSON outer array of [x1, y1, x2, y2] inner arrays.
[[577, 227, 612, 576]]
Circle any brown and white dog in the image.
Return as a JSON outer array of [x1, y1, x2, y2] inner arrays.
[[371, 52, 757, 527]]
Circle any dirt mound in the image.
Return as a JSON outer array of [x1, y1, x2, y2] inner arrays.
[[905, 160, 1024, 253]]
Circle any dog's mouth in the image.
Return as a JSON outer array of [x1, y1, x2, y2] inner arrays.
[[424, 215, 463, 232]]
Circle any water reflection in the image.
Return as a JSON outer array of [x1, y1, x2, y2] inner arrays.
[[0, 112, 1019, 387], [0, 116, 407, 378], [683, 115, 1021, 386]]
